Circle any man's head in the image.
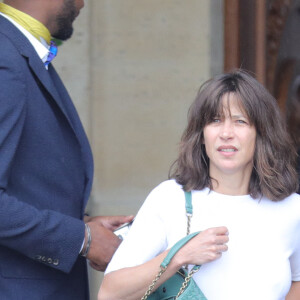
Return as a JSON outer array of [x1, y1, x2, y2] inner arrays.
[[4, 0, 84, 40], [50, 0, 84, 41]]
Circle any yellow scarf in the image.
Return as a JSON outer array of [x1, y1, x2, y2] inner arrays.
[[0, 2, 51, 44]]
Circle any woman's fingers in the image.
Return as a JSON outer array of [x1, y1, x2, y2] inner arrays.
[[211, 226, 229, 235], [189, 226, 229, 264], [175, 226, 230, 266], [199, 227, 229, 246], [210, 242, 228, 254], [215, 234, 229, 245]]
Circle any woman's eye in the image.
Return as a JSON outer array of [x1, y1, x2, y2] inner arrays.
[[212, 118, 221, 123], [236, 119, 247, 124]]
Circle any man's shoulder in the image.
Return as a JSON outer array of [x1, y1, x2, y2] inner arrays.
[[0, 14, 35, 59], [0, 14, 18, 43], [0, 19, 22, 58]]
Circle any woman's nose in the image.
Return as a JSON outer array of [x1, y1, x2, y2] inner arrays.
[[219, 121, 234, 139]]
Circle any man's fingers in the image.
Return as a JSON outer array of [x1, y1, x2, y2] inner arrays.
[[97, 215, 135, 230], [84, 215, 135, 231], [108, 215, 134, 227]]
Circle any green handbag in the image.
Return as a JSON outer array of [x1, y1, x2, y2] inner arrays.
[[141, 192, 207, 300]]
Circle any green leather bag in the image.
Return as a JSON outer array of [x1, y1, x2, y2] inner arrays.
[[141, 192, 207, 300]]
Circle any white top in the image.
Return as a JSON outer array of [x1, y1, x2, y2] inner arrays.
[[106, 180, 300, 300]]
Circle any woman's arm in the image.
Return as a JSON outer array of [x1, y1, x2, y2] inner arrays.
[[99, 250, 173, 300], [98, 226, 229, 300], [286, 281, 300, 300]]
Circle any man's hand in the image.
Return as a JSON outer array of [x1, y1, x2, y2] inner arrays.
[[83, 215, 134, 271], [84, 215, 134, 231]]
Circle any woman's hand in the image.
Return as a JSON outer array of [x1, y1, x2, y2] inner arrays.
[[174, 226, 229, 267]]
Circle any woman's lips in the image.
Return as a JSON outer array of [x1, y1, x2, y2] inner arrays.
[[217, 146, 238, 154]]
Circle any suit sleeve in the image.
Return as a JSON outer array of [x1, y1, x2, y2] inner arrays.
[[0, 43, 85, 274]]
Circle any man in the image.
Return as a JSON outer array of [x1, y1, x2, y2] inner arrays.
[[0, 0, 133, 299]]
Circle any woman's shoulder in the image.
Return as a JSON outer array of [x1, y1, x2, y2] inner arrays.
[[273, 193, 300, 220], [143, 180, 185, 207], [282, 192, 300, 205], [261, 192, 300, 207], [284, 192, 300, 209], [150, 179, 184, 194], [281, 194, 300, 238]]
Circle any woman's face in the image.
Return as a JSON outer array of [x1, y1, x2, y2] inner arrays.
[[203, 93, 256, 178]]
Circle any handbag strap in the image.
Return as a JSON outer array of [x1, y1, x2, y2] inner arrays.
[[185, 191, 192, 235], [161, 190, 193, 268], [185, 191, 193, 216]]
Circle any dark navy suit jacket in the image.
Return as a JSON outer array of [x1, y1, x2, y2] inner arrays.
[[0, 15, 94, 299]]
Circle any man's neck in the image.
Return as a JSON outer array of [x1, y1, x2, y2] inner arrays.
[[0, 2, 51, 44]]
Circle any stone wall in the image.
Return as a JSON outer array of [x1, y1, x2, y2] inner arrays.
[[56, 1, 223, 298]]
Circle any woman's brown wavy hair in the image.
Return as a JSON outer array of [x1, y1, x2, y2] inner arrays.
[[170, 70, 298, 201]]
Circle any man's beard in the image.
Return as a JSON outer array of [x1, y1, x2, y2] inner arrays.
[[52, 0, 77, 41]]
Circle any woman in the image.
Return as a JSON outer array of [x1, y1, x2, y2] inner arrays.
[[98, 70, 300, 300]]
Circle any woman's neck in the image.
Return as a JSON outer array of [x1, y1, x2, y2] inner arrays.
[[210, 170, 251, 196]]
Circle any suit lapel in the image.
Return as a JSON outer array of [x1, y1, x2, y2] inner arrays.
[[48, 66, 94, 203], [28, 56, 78, 130]]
